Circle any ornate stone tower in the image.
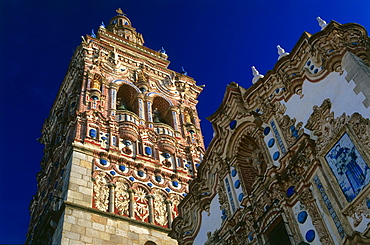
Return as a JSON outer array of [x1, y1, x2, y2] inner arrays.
[[26, 9, 205, 244]]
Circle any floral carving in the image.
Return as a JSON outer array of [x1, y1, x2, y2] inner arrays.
[[299, 189, 333, 244], [162, 159, 171, 167], [122, 146, 132, 155], [276, 114, 304, 146], [350, 113, 370, 151], [93, 172, 109, 212], [306, 99, 370, 154], [347, 195, 370, 227], [217, 183, 230, 222], [115, 178, 129, 216], [133, 187, 149, 222], [153, 189, 168, 226], [170, 194, 182, 219]]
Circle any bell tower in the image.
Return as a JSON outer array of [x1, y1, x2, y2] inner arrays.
[[26, 9, 204, 244]]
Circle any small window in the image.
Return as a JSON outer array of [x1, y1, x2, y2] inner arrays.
[[144, 242, 157, 245]]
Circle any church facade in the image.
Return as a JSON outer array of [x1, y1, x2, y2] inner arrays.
[[170, 20, 370, 244], [26, 10, 204, 244]]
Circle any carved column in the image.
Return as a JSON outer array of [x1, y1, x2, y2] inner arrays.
[[179, 107, 185, 129], [170, 106, 179, 132], [145, 96, 154, 128], [270, 184, 302, 243], [128, 188, 135, 218], [147, 194, 154, 224], [107, 183, 116, 213], [108, 83, 119, 116], [300, 188, 334, 244], [166, 199, 173, 228], [137, 93, 145, 126]]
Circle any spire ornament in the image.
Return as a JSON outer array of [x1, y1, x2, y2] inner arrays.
[[180, 66, 187, 76], [317, 17, 328, 30], [277, 45, 289, 60], [251, 66, 264, 84], [159, 47, 166, 54], [91, 29, 96, 38], [116, 8, 126, 16]]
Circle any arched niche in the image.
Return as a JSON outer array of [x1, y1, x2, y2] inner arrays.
[[144, 242, 157, 245], [236, 135, 267, 194], [184, 107, 196, 125]]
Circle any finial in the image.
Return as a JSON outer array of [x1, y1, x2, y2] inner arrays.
[[91, 29, 96, 38], [251, 66, 264, 84], [116, 8, 126, 16], [277, 45, 289, 60], [159, 47, 166, 54], [181, 67, 187, 76], [317, 17, 328, 30], [100, 22, 105, 28]]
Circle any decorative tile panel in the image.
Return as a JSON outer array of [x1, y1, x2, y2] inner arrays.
[[325, 133, 370, 202]]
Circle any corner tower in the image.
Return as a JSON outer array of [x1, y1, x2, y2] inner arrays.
[[26, 9, 205, 244]]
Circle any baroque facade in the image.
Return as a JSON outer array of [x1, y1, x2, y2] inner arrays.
[[170, 19, 370, 244], [26, 9, 204, 244]]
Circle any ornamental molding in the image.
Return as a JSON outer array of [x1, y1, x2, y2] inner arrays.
[[244, 21, 370, 108], [305, 99, 370, 155]]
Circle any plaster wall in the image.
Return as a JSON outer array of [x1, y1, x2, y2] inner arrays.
[[193, 193, 223, 245], [283, 70, 369, 128], [291, 201, 321, 245]]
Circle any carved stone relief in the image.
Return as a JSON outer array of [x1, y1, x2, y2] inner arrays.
[[153, 189, 168, 226], [134, 187, 149, 222], [115, 178, 129, 216], [93, 172, 110, 212]]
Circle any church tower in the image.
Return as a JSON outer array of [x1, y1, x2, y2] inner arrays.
[[26, 9, 205, 244]]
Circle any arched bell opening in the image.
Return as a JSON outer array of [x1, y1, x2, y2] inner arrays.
[[116, 84, 139, 115], [152, 96, 173, 128]]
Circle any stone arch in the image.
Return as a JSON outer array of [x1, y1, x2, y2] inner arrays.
[[144, 242, 157, 245], [147, 92, 174, 106], [226, 122, 267, 195], [225, 121, 258, 160], [111, 79, 141, 92]]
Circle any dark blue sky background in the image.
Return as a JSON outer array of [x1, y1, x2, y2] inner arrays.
[[1, 0, 369, 243]]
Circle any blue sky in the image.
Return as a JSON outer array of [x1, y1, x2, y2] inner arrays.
[[1, 0, 370, 243]]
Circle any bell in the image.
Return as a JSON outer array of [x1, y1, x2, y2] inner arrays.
[[117, 102, 127, 110]]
